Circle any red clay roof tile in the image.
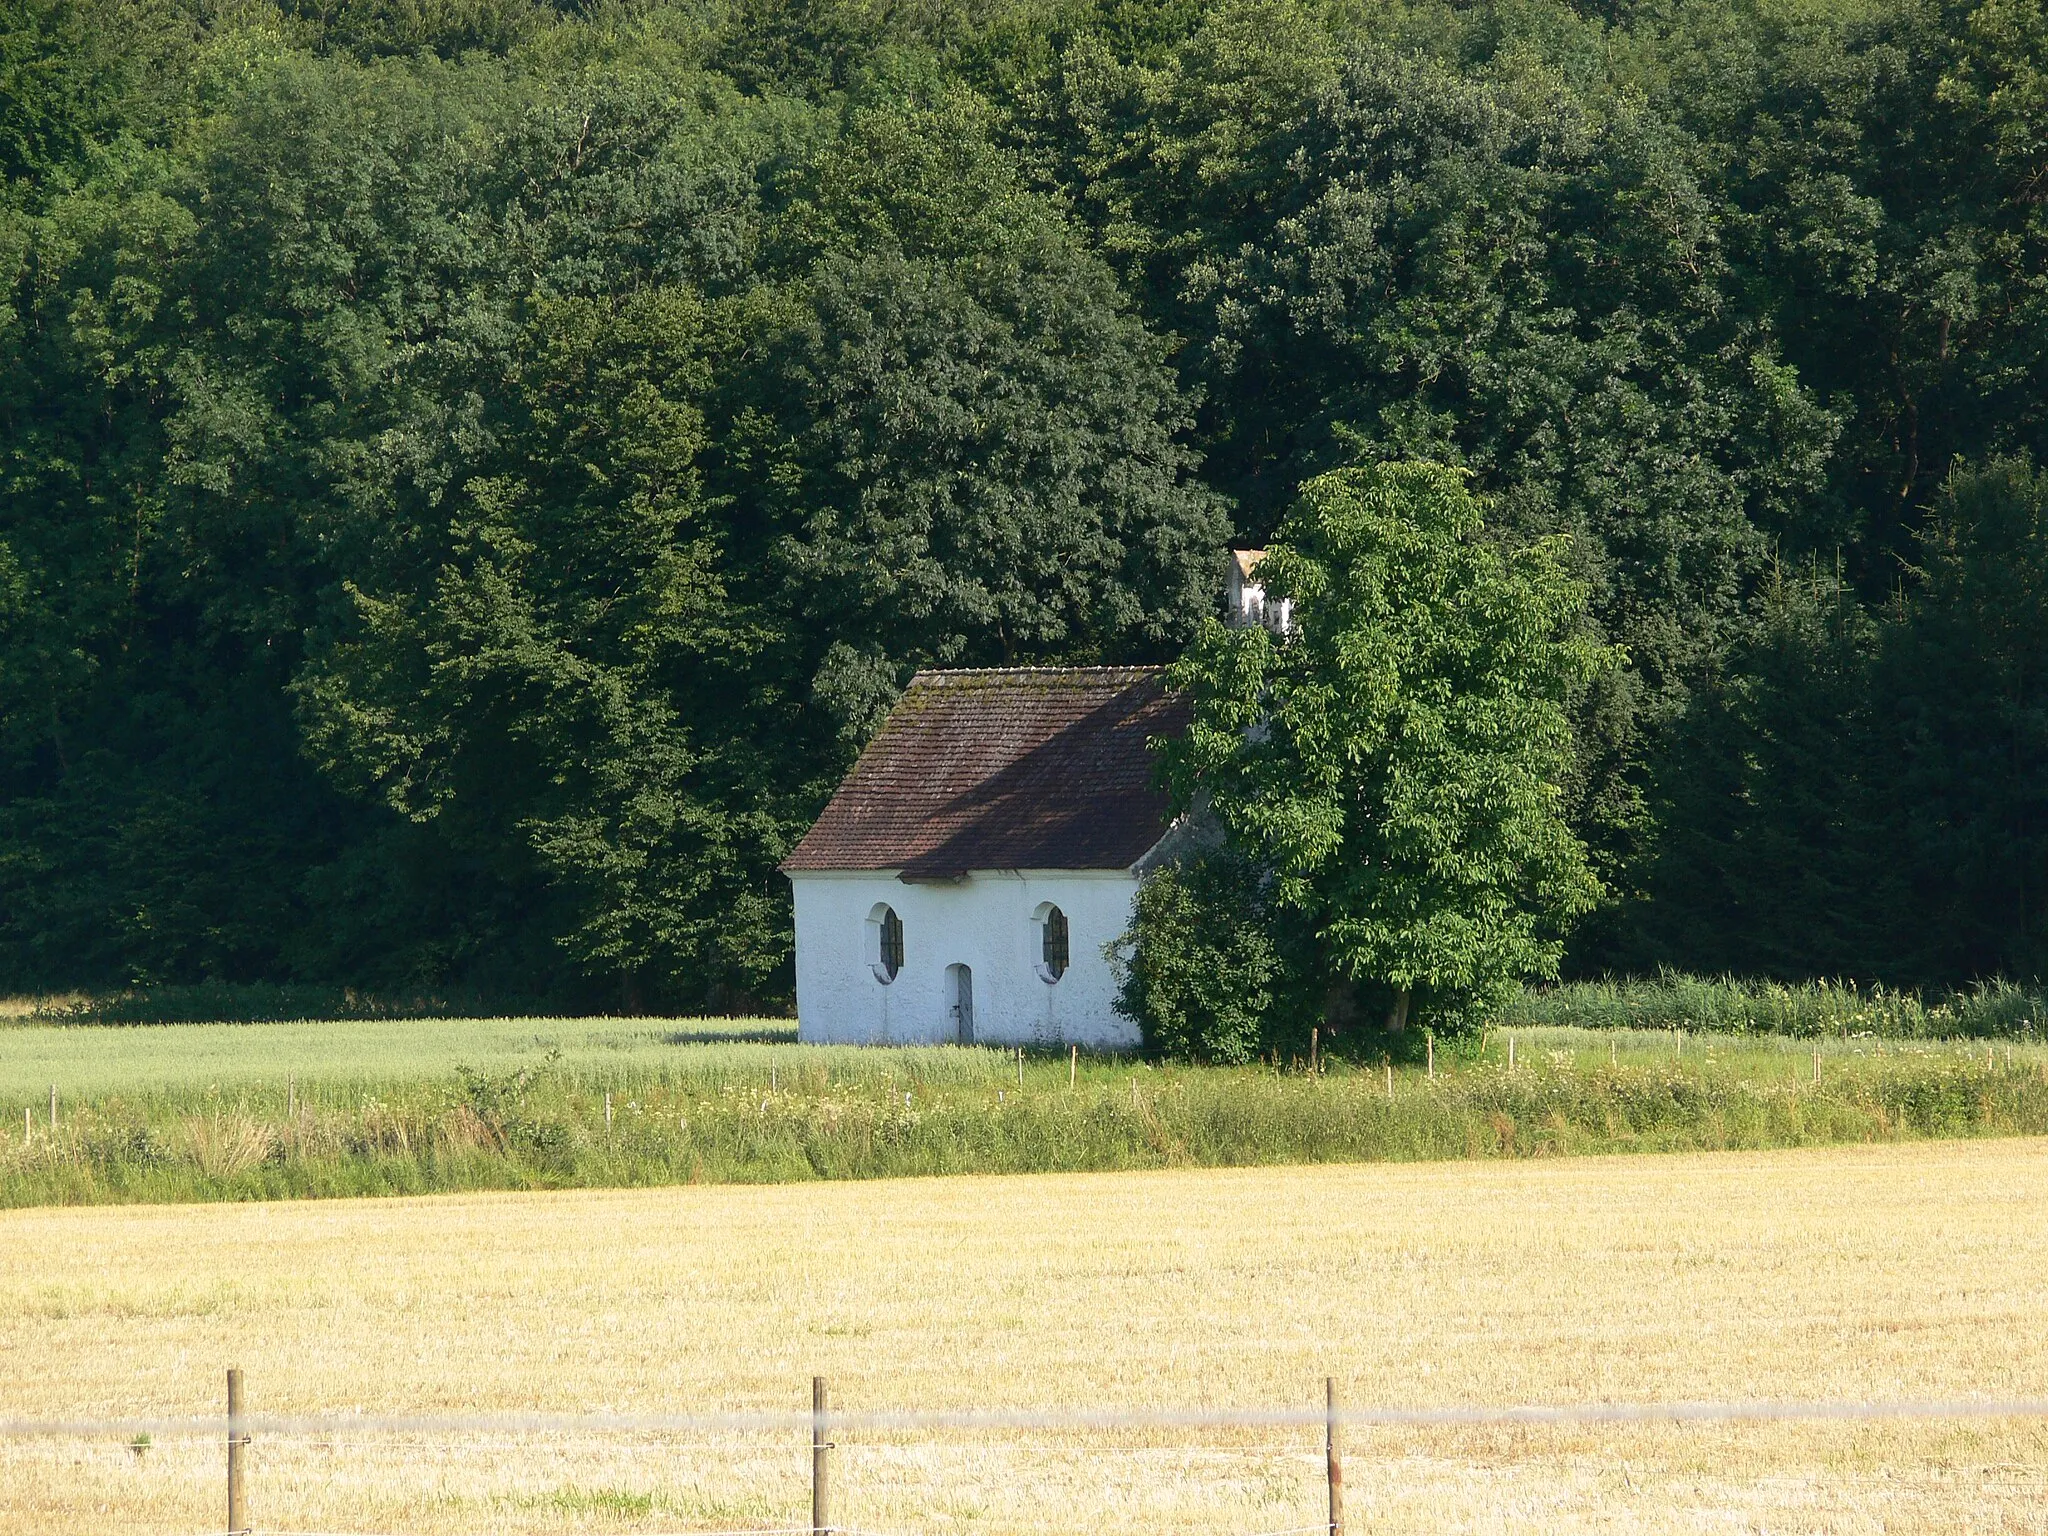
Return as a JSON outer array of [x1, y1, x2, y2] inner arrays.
[[781, 668, 1187, 878]]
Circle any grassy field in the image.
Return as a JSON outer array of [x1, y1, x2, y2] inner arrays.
[[0, 1013, 797, 1096], [4, 1140, 2047, 1534], [5, 1019, 2048, 1205]]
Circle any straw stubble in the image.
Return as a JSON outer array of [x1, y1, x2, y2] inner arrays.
[[4, 1139, 2048, 1533]]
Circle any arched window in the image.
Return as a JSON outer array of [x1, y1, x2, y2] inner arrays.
[[867, 903, 903, 984], [1035, 903, 1069, 983]]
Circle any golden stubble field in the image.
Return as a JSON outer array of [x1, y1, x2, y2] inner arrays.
[[6, 1141, 2048, 1535]]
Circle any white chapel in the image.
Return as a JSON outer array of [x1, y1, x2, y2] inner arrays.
[[781, 667, 1194, 1047]]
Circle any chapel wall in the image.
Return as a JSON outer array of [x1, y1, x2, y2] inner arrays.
[[790, 870, 1142, 1048]]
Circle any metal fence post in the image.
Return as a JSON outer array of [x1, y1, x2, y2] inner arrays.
[[812, 1375, 832, 1535]]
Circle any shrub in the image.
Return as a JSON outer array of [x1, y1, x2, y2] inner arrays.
[[1504, 973, 2048, 1038], [1112, 852, 1281, 1063]]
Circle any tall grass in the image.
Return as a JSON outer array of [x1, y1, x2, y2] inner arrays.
[[1504, 975, 2048, 1039], [6, 1031, 2048, 1207], [14, 974, 2045, 1041], [16, 974, 2044, 1037]]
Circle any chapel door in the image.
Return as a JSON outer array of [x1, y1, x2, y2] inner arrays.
[[947, 963, 974, 1045]]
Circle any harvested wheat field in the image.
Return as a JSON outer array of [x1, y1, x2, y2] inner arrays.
[[6, 1140, 2048, 1535]]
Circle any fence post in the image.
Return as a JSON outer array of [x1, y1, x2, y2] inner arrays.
[[226, 1368, 249, 1536], [811, 1375, 832, 1535], [49, 1083, 56, 1131], [1325, 1377, 1344, 1536], [1310, 1027, 1320, 1076], [1070, 1045, 1077, 1089]]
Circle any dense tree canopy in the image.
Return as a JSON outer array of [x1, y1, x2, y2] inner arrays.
[[1159, 464, 1611, 1036], [3, 0, 2046, 1004]]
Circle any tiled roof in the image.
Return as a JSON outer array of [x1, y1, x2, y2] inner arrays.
[[781, 668, 1188, 878]]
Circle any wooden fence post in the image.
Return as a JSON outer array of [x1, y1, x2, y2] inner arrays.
[[1310, 1027, 1320, 1076], [226, 1368, 248, 1536], [1070, 1045, 1077, 1089], [48, 1083, 56, 1131], [1325, 1377, 1344, 1536], [811, 1375, 832, 1535]]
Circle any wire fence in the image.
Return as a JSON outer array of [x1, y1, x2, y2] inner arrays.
[[12, 1380, 2048, 1536], [14, 1392, 2048, 1440]]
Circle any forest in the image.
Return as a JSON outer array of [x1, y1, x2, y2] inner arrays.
[[2, 0, 2045, 1010]]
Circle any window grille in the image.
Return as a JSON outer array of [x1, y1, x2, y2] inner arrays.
[[1041, 906, 1069, 981], [878, 906, 904, 982]]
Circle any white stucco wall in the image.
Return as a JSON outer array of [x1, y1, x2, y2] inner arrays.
[[789, 869, 1143, 1047], [1225, 555, 1292, 635]]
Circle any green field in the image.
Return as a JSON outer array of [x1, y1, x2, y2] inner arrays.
[[0, 1015, 798, 1099], [4, 1015, 2045, 1208]]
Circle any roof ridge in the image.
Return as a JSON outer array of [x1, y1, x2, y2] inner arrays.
[[909, 665, 1166, 678]]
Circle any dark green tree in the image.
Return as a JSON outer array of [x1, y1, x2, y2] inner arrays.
[[1875, 456, 2048, 981], [1625, 567, 1895, 980]]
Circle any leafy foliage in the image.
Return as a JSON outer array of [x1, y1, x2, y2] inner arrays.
[[1163, 463, 1614, 1033], [1632, 456, 2048, 986], [4, 0, 2048, 1003], [1112, 848, 1280, 1062]]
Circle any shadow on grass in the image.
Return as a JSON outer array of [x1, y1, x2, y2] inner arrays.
[[659, 1026, 800, 1046]]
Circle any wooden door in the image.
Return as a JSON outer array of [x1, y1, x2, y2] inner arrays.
[[947, 963, 974, 1045]]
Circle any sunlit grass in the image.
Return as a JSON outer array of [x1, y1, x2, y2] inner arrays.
[[3, 1019, 2047, 1207], [0, 1014, 795, 1098]]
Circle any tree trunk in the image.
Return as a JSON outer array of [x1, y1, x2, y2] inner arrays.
[[1322, 976, 1358, 1034], [1386, 988, 1411, 1033]]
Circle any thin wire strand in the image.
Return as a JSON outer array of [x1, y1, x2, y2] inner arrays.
[[256, 1529, 831, 1536], [268, 1438, 789, 1453], [14, 1395, 2048, 1441]]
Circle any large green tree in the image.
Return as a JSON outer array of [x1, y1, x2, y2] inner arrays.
[[1163, 462, 1613, 1034], [1630, 456, 2048, 986]]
